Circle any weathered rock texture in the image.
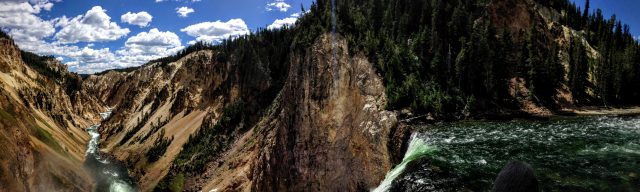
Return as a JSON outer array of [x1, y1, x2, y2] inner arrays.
[[248, 33, 397, 191], [0, 36, 105, 191], [85, 33, 399, 191]]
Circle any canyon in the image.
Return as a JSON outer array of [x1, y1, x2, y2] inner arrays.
[[1, 0, 639, 191]]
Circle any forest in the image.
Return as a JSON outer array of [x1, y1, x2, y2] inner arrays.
[[320, 0, 640, 117], [134, 0, 640, 121], [147, 0, 640, 190], [2, 0, 639, 191]]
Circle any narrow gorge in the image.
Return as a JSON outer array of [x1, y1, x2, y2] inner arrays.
[[1, 0, 640, 191]]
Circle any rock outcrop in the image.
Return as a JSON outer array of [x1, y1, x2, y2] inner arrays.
[[0, 36, 106, 191], [248, 33, 397, 191], [84, 33, 399, 191]]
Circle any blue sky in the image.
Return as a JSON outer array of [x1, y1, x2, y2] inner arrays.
[[572, 0, 640, 38], [0, 0, 638, 74], [0, 0, 312, 73]]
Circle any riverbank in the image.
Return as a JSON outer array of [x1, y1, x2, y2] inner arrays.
[[557, 106, 640, 116], [400, 106, 640, 124]]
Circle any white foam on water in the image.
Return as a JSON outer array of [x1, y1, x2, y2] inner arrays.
[[110, 180, 135, 192], [86, 110, 135, 192], [372, 133, 436, 192], [85, 124, 101, 156]]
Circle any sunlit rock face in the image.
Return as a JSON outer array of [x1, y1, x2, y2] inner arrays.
[[82, 30, 400, 191], [0, 35, 104, 192], [248, 33, 397, 191]]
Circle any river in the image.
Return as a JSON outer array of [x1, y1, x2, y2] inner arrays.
[[375, 115, 640, 191], [84, 111, 137, 192]]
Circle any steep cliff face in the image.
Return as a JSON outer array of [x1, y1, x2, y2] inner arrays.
[[487, 0, 605, 114], [85, 33, 399, 191], [84, 46, 281, 190], [0, 37, 105, 191], [82, 70, 128, 107], [79, 0, 627, 191], [249, 33, 397, 191]]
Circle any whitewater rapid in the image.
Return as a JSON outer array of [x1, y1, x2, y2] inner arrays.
[[85, 110, 136, 192], [372, 133, 435, 192], [372, 115, 640, 191]]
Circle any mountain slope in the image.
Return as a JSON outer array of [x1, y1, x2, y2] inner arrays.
[[0, 34, 106, 191], [85, 31, 400, 191], [83, 34, 292, 191], [77, 0, 640, 191]]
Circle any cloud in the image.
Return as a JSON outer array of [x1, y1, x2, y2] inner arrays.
[[69, 28, 184, 73], [111, 29, 182, 71], [67, 47, 116, 67], [289, 10, 308, 18], [33, 1, 53, 11], [0, 1, 68, 59], [2, 0, 56, 11], [0, 2, 56, 43], [266, 0, 291, 12], [266, 12, 305, 30], [25, 28, 184, 74], [181, 18, 249, 43], [59, 46, 121, 73], [290, 12, 302, 18], [117, 28, 183, 58], [125, 28, 180, 47], [0, 1, 183, 73], [121, 11, 153, 27], [54, 6, 130, 43], [267, 17, 297, 30], [176, 6, 194, 17]]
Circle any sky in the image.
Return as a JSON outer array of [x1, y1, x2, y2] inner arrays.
[[1, 0, 638, 74], [0, 0, 313, 74], [571, 0, 640, 38]]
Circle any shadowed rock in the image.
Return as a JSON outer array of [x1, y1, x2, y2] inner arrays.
[[492, 161, 539, 192]]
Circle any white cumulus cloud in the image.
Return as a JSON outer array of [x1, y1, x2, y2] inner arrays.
[[117, 28, 183, 60], [266, 0, 291, 12], [121, 11, 153, 27], [70, 28, 184, 73], [0, 1, 187, 74], [0, 1, 56, 46], [54, 6, 130, 43], [176, 7, 194, 17], [266, 12, 305, 30], [181, 18, 249, 44], [267, 17, 297, 30], [67, 47, 116, 67]]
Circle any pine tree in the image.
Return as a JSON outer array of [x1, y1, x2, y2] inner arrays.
[[582, 0, 590, 29]]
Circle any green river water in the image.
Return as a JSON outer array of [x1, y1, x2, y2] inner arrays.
[[375, 115, 640, 192]]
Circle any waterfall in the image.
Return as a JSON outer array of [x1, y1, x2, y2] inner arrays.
[[372, 133, 436, 192], [330, 0, 340, 88]]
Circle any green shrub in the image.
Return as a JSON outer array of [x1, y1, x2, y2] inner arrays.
[[145, 129, 172, 163]]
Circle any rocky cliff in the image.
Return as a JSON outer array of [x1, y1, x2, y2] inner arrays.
[[0, 36, 106, 191], [2, 0, 634, 191], [83, 32, 401, 191], [82, 0, 621, 190], [249, 33, 397, 191], [487, 0, 607, 115]]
